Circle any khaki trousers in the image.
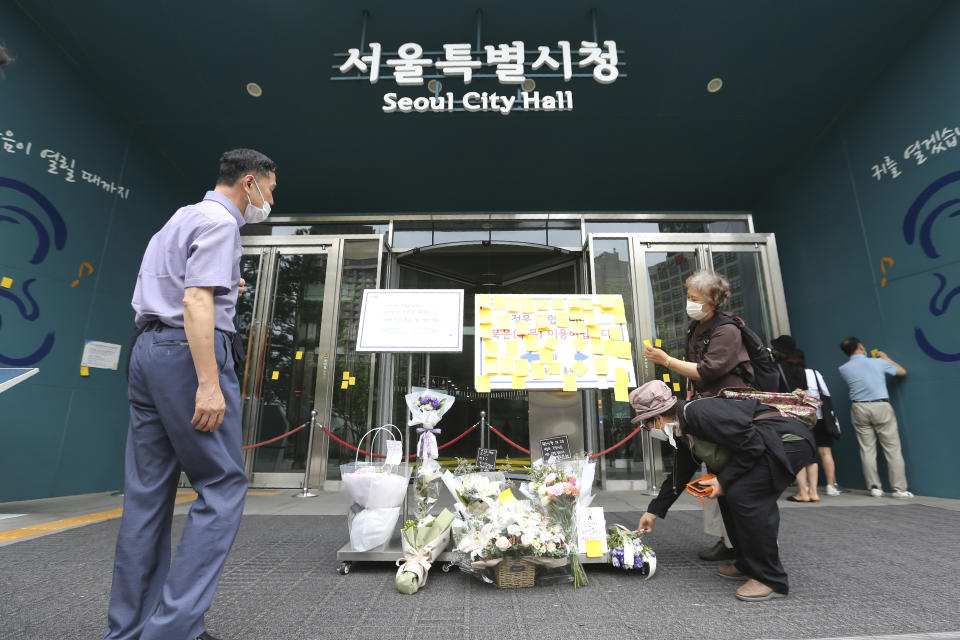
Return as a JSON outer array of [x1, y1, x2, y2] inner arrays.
[[850, 402, 908, 491]]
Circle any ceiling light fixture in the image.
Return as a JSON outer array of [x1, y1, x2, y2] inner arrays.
[[246, 82, 263, 97], [427, 79, 442, 93], [521, 78, 536, 92], [707, 78, 723, 93]]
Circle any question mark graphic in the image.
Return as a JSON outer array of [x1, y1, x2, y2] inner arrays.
[[880, 257, 894, 287], [71, 262, 94, 287]]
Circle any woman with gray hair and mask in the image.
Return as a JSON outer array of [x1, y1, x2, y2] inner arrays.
[[630, 380, 816, 601], [641, 269, 753, 561]]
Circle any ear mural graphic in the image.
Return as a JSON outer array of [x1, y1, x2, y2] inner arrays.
[[903, 171, 960, 362], [0, 177, 68, 366]]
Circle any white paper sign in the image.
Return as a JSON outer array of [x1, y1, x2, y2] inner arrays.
[[81, 341, 122, 370], [356, 289, 464, 352], [577, 506, 608, 554], [384, 440, 403, 466]]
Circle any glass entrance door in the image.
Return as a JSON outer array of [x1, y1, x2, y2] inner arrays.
[[237, 239, 342, 487], [589, 232, 790, 490]]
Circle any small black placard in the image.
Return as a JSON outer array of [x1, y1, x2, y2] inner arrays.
[[539, 435, 573, 461], [476, 448, 498, 471]]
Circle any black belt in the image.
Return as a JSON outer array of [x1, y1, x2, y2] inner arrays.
[[853, 399, 889, 403], [126, 320, 245, 379]]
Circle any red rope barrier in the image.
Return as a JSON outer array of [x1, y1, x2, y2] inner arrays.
[[488, 424, 531, 454], [587, 422, 645, 459], [242, 423, 307, 450], [318, 422, 479, 460], [436, 423, 477, 450]]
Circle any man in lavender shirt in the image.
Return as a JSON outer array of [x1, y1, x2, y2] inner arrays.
[[104, 149, 276, 640]]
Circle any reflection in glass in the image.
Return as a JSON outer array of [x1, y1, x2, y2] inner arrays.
[[592, 239, 644, 483], [711, 251, 772, 347], [235, 254, 261, 385], [252, 252, 328, 473], [327, 240, 380, 480]]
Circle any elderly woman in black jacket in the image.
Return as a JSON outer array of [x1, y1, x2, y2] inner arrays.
[[630, 380, 816, 601]]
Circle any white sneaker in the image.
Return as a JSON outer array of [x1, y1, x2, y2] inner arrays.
[[892, 490, 914, 498], [870, 487, 884, 497], [825, 484, 841, 497]]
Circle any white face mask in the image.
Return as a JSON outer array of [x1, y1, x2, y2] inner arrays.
[[686, 299, 709, 321], [649, 420, 678, 448], [243, 178, 271, 224]]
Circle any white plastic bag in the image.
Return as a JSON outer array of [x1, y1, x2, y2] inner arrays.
[[349, 507, 401, 551]]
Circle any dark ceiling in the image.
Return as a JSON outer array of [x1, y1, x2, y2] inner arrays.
[[11, 0, 946, 214]]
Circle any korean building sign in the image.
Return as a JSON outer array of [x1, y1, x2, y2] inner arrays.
[[334, 40, 622, 115]]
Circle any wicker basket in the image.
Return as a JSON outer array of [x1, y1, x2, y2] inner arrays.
[[494, 558, 536, 589]]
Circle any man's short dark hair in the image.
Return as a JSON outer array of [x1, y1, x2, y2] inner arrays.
[[216, 148, 276, 185], [840, 337, 861, 356], [0, 44, 13, 70]]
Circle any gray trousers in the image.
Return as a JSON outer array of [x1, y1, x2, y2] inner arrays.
[[103, 325, 247, 640], [850, 402, 908, 491]]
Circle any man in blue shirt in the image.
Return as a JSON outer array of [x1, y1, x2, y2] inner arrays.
[[837, 337, 911, 498]]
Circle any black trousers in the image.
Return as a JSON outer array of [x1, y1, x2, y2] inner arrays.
[[718, 441, 814, 595]]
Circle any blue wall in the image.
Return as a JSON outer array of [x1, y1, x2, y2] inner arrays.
[[754, 2, 960, 498], [0, 5, 191, 501]]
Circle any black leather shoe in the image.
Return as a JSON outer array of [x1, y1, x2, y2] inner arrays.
[[196, 632, 221, 640], [698, 540, 737, 561]]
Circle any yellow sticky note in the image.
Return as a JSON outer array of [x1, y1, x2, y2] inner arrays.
[[540, 348, 554, 362], [478, 294, 493, 308], [571, 322, 586, 334], [585, 539, 603, 558], [580, 299, 594, 310], [515, 359, 530, 377], [486, 341, 502, 358], [499, 488, 517, 504], [870, 349, 879, 358], [493, 295, 507, 310], [496, 315, 512, 331], [349, 377, 356, 385], [0, 277, 12, 289], [589, 326, 603, 339], [295, 350, 303, 360], [476, 375, 491, 393], [594, 359, 609, 376], [544, 336, 559, 351], [525, 334, 539, 351], [562, 374, 577, 392], [613, 312, 627, 324], [499, 358, 515, 375], [547, 361, 563, 375], [552, 298, 566, 310], [343, 372, 350, 380], [655, 338, 663, 348], [673, 382, 681, 392], [340, 381, 349, 389], [505, 340, 519, 357], [515, 321, 530, 336], [601, 295, 618, 308], [614, 385, 629, 402], [512, 375, 527, 389], [80, 366, 89, 377], [573, 337, 589, 353], [662, 373, 671, 383], [583, 311, 597, 325], [603, 340, 618, 357], [609, 327, 623, 341], [615, 368, 628, 386], [536, 299, 550, 311], [522, 298, 534, 314], [479, 308, 492, 323], [532, 362, 546, 380], [591, 338, 604, 355], [569, 307, 583, 321], [573, 361, 589, 378], [556, 312, 570, 328], [642, 339, 652, 347], [271, 370, 279, 380], [536, 314, 551, 330], [507, 297, 520, 313], [485, 358, 499, 374], [617, 342, 633, 360], [479, 323, 493, 339]]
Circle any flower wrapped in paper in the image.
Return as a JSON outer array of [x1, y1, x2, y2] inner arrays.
[[606, 524, 656, 579], [523, 457, 596, 588], [406, 388, 454, 518], [395, 508, 456, 595]]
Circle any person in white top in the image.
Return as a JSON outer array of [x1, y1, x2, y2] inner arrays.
[[805, 368, 841, 496]]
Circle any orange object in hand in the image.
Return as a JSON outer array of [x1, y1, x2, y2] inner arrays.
[[686, 473, 717, 506]]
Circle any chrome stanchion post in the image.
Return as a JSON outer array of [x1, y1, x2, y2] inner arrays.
[[480, 410, 487, 450], [293, 410, 319, 498]]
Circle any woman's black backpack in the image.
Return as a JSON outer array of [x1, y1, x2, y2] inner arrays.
[[688, 315, 781, 392]]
